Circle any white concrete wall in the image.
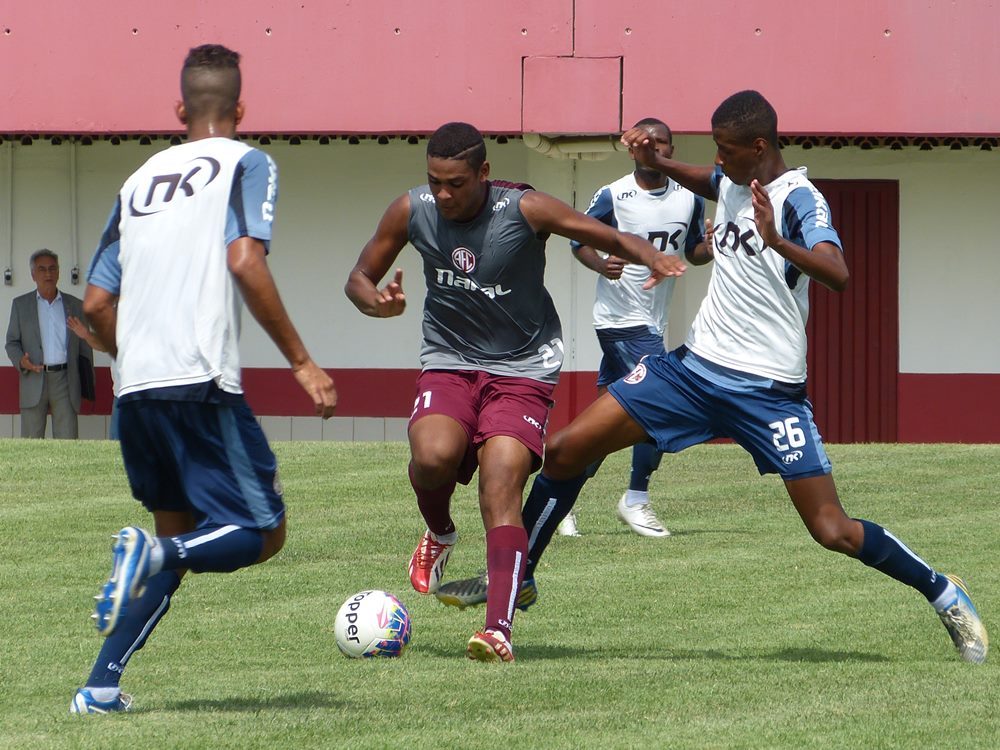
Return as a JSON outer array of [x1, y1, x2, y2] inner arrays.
[[2, 136, 997, 387]]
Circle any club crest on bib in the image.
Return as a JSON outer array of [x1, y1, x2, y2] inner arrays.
[[451, 247, 476, 273], [624, 363, 647, 384]]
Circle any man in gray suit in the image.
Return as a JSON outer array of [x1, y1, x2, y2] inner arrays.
[[5, 249, 94, 438]]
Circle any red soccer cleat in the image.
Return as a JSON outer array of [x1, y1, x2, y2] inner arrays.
[[408, 529, 454, 594], [466, 629, 515, 663]]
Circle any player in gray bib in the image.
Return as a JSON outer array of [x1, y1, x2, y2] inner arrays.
[[408, 179, 562, 384], [346, 122, 686, 663]]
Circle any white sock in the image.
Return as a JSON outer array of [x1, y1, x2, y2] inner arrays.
[[87, 687, 121, 702], [430, 530, 458, 545], [624, 489, 650, 508], [148, 539, 165, 576], [931, 579, 958, 612]]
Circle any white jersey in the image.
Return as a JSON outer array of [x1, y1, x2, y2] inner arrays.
[[87, 137, 278, 397], [686, 166, 842, 383], [574, 173, 704, 334]]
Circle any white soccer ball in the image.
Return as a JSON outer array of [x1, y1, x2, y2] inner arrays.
[[334, 590, 412, 658]]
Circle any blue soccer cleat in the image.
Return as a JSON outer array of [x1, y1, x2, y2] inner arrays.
[[70, 688, 133, 714], [435, 572, 538, 611], [93, 527, 153, 637], [938, 574, 989, 664]]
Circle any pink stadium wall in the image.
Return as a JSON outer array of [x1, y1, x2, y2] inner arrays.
[[2, 1, 998, 136]]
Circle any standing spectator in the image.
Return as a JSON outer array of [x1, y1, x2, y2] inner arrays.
[[5, 249, 93, 438]]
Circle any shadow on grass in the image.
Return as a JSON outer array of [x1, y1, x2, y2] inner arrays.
[[161, 690, 345, 712], [494, 645, 891, 663]]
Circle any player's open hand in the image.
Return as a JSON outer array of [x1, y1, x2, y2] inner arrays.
[[375, 268, 407, 318], [620, 127, 659, 171], [602, 255, 626, 280], [293, 360, 338, 419], [642, 254, 686, 289], [750, 180, 779, 248]]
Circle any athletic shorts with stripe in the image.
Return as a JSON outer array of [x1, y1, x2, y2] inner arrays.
[[608, 347, 832, 480], [117, 394, 284, 530]]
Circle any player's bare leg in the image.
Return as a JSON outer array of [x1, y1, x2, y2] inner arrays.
[[407, 415, 466, 593], [785, 474, 988, 663]]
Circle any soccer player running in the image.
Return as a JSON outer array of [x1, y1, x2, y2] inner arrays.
[[72, 45, 337, 714], [492, 91, 988, 664], [557, 117, 712, 538], [345, 122, 685, 662]]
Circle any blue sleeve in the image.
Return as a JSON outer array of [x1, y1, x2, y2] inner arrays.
[[570, 186, 615, 250], [86, 197, 123, 294], [225, 149, 278, 251], [708, 165, 724, 199], [684, 195, 706, 254], [782, 186, 842, 251]]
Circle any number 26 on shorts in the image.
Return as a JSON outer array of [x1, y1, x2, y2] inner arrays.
[[769, 417, 805, 451]]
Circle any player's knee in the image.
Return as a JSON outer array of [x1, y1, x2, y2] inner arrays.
[[807, 516, 858, 555], [541, 431, 586, 480], [409, 443, 461, 488], [257, 523, 286, 563]]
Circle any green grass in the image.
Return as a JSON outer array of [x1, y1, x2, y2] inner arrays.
[[0, 440, 998, 749]]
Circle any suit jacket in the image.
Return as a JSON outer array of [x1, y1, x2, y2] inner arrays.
[[5, 290, 93, 411]]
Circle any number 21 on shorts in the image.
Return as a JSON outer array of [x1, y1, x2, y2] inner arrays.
[[412, 390, 432, 418], [769, 417, 805, 451]]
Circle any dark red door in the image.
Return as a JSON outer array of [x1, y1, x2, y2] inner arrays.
[[807, 180, 899, 443]]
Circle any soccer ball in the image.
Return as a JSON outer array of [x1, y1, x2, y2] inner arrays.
[[334, 590, 412, 658]]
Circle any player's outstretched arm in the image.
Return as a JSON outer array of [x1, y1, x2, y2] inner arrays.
[[621, 127, 717, 200], [345, 195, 410, 318], [228, 237, 337, 418], [520, 191, 686, 288]]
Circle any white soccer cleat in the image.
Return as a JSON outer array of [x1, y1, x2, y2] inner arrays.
[[556, 511, 580, 537], [616, 493, 670, 537], [938, 574, 989, 664]]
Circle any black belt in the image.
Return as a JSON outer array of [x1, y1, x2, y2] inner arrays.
[[44, 363, 68, 372]]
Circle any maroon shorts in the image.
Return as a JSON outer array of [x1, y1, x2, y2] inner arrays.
[[409, 369, 556, 484]]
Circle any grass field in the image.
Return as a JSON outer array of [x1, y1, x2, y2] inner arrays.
[[1, 439, 998, 749]]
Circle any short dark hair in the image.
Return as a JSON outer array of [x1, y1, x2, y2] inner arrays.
[[181, 44, 242, 120], [711, 90, 778, 147], [633, 117, 672, 143], [29, 249, 58, 269], [426, 122, 487, 171]]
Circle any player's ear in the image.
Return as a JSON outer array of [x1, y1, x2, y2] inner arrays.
[[234, 101, 245, 126], [479, 160, 490, 181], [175, 101, 187, 125], [752, 136, 768, 158]]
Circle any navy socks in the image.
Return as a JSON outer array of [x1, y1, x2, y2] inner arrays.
[[522, 472, 588, 578], [855, 519, 948, 602], [87, 571, 182, 687]]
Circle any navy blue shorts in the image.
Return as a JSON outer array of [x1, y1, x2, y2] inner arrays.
[[608, 347, 832, 480], [117, 396, 284, 529], [596, 326, 666, 387]]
